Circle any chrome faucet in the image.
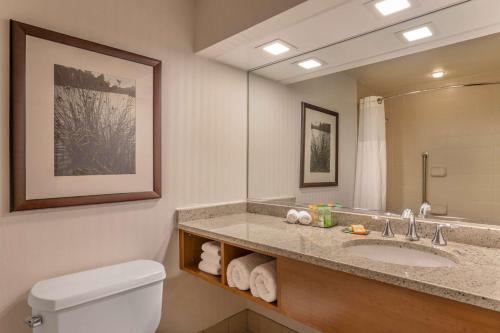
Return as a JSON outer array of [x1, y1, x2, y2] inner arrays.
[[419, 201, 431, 218], [401, 208, 419, 241], [432, 224, 449, 246]]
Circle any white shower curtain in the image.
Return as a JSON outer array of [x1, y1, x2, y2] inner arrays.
[[354, 96, 387, 210]]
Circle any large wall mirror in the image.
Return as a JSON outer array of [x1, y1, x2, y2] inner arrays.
[[248, 8, 500, 227]]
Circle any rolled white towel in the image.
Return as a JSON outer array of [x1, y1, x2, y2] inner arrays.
[[198, 259, 221, 275], [201, 251, 221, 265], [298, 211, 312, 225], [226, 253, 271, 290], [286, 209, 299, 224], [201, 241, 220, 255], [250, 260, 277, 303]]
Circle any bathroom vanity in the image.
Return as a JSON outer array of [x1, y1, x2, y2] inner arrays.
[[178, 210, 500, 333]]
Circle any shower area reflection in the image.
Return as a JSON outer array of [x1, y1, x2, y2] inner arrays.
[[379, 81, 500, 224], [360, 80, 500, 222]]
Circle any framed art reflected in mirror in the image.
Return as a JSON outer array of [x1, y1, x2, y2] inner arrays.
[[300, 102, 338, 188], [10, 20, 161, 211]]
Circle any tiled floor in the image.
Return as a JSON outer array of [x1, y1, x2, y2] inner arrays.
[[199, 310, 298, 333]]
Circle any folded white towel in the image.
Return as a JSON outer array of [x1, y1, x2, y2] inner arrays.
[[250, 260, 277, 303], [298, 211, 312, 225], [198, 259, 221, 275], [201, 251, 221, 265], [201, 241, 220, 255], [286, 209, 299, 224], [227, 253, 271, 290]]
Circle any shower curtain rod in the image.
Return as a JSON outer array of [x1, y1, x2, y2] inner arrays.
[[376, 81, 500, 104]]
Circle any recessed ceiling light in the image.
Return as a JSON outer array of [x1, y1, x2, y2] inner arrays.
[[261, 40, 292, 56], [297, 58, 323, 70], [374, 0, 411, 16], [401, 25, 433, 42], [432, 71, 445, 79]]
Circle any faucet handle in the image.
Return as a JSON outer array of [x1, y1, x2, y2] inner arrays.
[[401, 208, 414, 219], [419, 202, 432, 218], [431, 223, 450, 246]]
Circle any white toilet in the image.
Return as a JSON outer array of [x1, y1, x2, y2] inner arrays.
[[27, 260, 166, 333]]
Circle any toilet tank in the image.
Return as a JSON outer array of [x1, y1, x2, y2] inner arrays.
[[28, 260, 166, 333]]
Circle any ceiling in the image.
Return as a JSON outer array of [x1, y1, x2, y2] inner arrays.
[[198, 0, 469, 69], [251, 0, 500, 84], [198, 0, 500, 85], [344, 31, 500, 96]]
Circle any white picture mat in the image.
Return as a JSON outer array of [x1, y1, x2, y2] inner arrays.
[[303, 107, 337, 184], [26, 36, 154, 200]]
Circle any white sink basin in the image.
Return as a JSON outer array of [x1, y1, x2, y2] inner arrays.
[[344, 241, 457, 268]]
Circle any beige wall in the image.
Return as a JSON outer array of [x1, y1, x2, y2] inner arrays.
[[249, 72, 358, 207], [194, 0, 306, 52], [386, 81, 500, 225], [0, 1, 248, 332], [357, 82, 381, 99]]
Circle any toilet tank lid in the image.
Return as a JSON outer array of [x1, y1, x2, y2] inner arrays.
[[28, 260, 166, 312]]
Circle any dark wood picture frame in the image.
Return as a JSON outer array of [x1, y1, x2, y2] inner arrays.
[[300, 102, 339, 188], [10, 20, 162, 211]]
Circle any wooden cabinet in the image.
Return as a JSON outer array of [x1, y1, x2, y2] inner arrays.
[[179, 230, 500, 332], [279, 257, 500, 333]]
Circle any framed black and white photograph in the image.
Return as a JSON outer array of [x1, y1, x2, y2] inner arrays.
[[10, 21, 161, 211], [300, 102, 338, 188]]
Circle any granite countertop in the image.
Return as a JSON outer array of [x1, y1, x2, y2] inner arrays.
[[178, 213, 500, 312]]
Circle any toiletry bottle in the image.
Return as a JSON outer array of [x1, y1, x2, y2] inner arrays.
[[323, 205, 333, 228], [308, 204, 318, 224], [317, 205, 325, 227]]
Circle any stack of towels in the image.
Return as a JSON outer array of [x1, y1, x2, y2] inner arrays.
[[198, 241, 221, 275], [227, 253, 277, 303], [286, 209, 312, 225]]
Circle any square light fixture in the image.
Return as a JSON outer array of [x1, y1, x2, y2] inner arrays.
[[297, 58, 323, 70], [374, 0, 411, 16], [261, 40, 293, 56], [401, 25, 433, 42], [432, 71, 445, 79]]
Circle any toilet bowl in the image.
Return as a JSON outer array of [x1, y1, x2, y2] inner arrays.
[[27, 260, 166, 333]]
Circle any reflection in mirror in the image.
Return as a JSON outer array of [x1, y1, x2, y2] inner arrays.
[[249, 70, 358, 208], [248, 31, 500, 226]]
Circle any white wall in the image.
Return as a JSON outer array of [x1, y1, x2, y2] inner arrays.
[[249, 74, 298, 200], [249, 72, 358, 207], [194, 0, 306, 51], [0, 1, 247, 332]]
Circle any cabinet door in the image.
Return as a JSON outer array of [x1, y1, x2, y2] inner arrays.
[[279, 257, 500, 333]]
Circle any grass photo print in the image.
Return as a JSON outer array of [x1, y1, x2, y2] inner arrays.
[[10, 20, 161, 211], [300, 102, 338, 188], [54, 64, 137, 176]]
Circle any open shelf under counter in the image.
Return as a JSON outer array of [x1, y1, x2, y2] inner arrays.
[[182, 264, 222, 286], [179, 229, 279, 311], [222, 241, 278, 310], [224, 284, 278, 311], [179, 230, 223, 286]]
